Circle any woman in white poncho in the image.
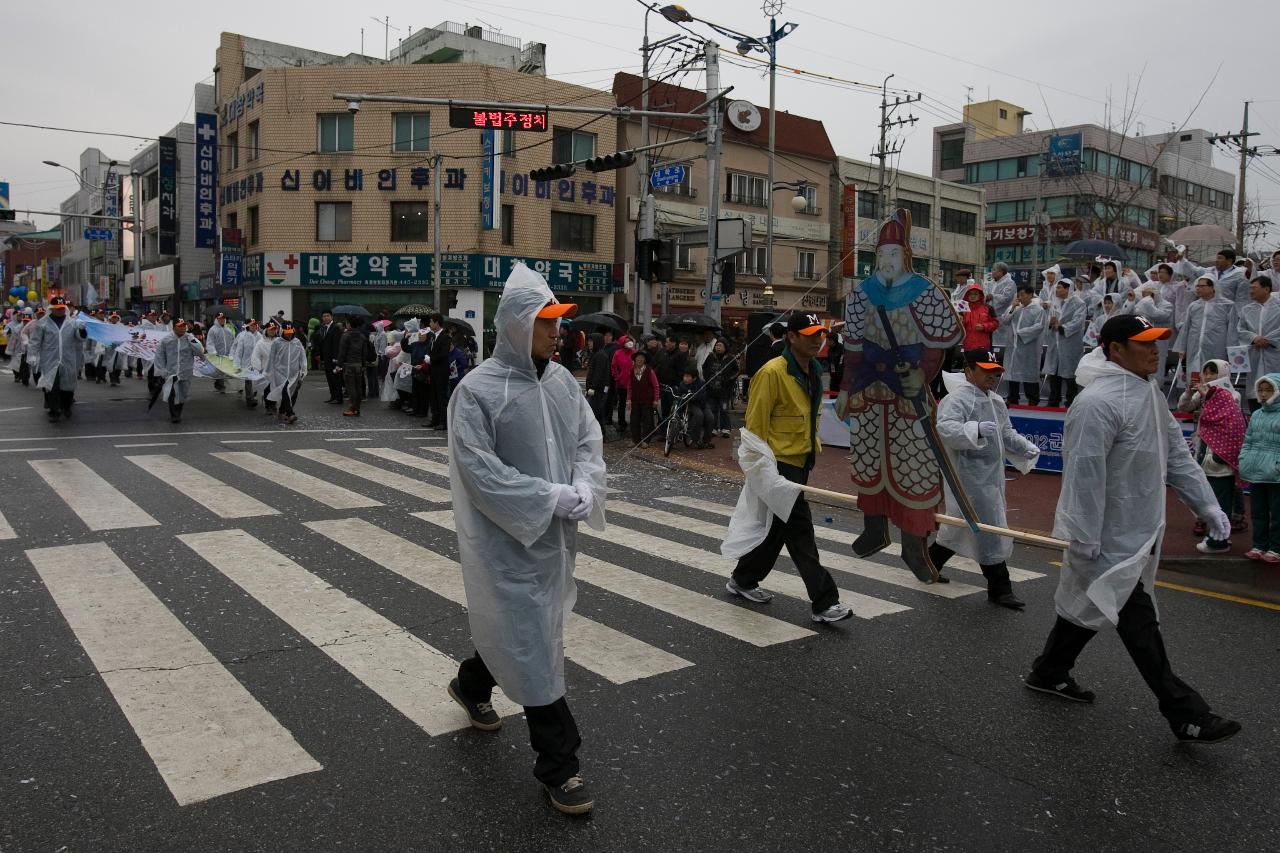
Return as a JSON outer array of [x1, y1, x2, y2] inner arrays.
[[445, 263, 606, 815]]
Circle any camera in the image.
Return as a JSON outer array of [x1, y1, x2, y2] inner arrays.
[[346, 100, 361, 114]]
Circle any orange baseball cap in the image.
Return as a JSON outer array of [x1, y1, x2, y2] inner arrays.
[[1099, 314, 1171, 347], [785, 311, 826, 336], [963, 348, 1004, 372], [537, 300, 578, 319]]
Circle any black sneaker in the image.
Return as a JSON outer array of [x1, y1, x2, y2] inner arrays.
[[1173, 714, 1241, 744], [546, 775, 594, 815], [446, 679, 501, 731], [1023, 674, 1096, 703]]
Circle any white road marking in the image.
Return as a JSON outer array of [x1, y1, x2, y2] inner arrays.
[[575, 520, 909, 619], [324, 437, 371, 442], [125, 455, 279, 520], [30, 458, 160, 531], [211, 452, 382, 510], [179, 529, 519, 735], [288, 448, 451, 503], [220, 439, 273, 444], [26, 543, 321, 806], [0, 509, 14, 540], [357, 446, 450, 477], [0, 427, 453, 444], [114, 442, 178, 448], [658, 496, 1044, 582], [323, 516, 692, 684], [0, 446, 55, 453], [612, 501, 982, 599], [0, 406, 33, 413]]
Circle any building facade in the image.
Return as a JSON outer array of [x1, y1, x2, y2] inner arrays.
[[57, 148, 133, 306], [2, 228, 60, 302], [215, 31, 620, 346], [1140, 128, 1236, 245], [835, 156, 985, 289], [612, 72, 836, 338]]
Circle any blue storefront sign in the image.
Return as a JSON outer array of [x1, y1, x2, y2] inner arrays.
[[195, 112, 218, 248], [1044, 132, 1083, 178], [220, 252, 242, 286], [480, 128, 499, 230]]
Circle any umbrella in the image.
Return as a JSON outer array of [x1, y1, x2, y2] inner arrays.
[[394, 303, 435, 317], [442, 316, 476, 336], [657, 313, 721, 331], [1167, 223, 1237, 249], [331, 304, 371, 317], [1059, 239, 1125, 261], [570, 311, 628, 334]]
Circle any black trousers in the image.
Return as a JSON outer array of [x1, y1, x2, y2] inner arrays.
[[410, 376, 430, 416], [732, 461, 840, 613], [244, 378, 257, 405], [1047, 374, 1078, 407], [1006, 381, 1040, 406], [43, 373, 73, 413], [429, 367, 449, 426], [457, 652, 581, 787], [324, 364, 344, 402], [1031, 582, 1210, 725], [928, 543, 1012, 597], [342, 367, 364, 413], [615, 388, 629, 428]]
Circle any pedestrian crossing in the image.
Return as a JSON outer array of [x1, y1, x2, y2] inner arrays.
[[12, 441, 1046, 806]]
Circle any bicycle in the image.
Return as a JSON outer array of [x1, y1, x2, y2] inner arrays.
[[661, 385, 695, 457]]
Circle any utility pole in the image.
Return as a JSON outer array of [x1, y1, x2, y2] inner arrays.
[[432, 153, 442, 312], [704, 40, 722, 322], [1208, 100, 1260, 252], [872, 75, 920, 221]]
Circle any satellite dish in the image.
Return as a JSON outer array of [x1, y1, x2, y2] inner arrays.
[[727, 100, 761, 133]]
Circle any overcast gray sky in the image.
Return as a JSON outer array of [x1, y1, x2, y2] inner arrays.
[[5, 0, 1278, 249]]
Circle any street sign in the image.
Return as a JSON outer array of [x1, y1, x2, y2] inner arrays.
[[650, 165, 687, 189], [83, 227, 114, 241], [672, 217, 750, 260]]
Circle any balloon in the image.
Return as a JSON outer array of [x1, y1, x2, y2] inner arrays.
[[27, 291, 38, 301], [7, 296, 16, 305], [16, 300, 24, 308]]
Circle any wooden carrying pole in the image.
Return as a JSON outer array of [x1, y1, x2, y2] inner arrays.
[[798, 485, 1069, 552]]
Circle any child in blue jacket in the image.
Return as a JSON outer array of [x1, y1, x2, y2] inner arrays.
[[1239, 372, 1280, 562]]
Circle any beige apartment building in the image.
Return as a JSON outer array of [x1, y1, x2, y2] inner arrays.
[[214, 30, 621, 336]]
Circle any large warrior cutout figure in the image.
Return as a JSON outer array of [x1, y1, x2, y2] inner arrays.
[[836, 208, 971, 582]]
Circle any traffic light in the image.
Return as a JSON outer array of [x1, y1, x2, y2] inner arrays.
[[655, 239, 676, 281], [635, 239, 655, 280], [719, 259, 736, 296], [584, 151, 637, 173], [529, 163, 576, 182], [0, 210, 15, 222]]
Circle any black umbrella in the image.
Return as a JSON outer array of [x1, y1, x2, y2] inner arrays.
[[443, 316, 476, 336], [1059, 239, 1124, 261], [331, 304, 372, 317], [570, 311, 628, 334], [657, 312, 721, 331], [394, 303, 435, 317]]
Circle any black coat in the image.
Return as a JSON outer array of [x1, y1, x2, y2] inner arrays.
[[428, 327, 451, 376], [656, 348, 686, 386], [337, 328, 372, 367], [586, 340, 612, 391], [315, 322, 343, 365]]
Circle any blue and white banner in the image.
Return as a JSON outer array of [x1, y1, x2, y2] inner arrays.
[[195, 112, 219, 248], [480, 129, 499, 230]]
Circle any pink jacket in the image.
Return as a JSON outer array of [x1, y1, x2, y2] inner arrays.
[[610, 336, 635, 390]]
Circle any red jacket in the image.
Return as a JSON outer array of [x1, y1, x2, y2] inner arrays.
[[628, 364, 660, 405], [957, 285, 999, 350]]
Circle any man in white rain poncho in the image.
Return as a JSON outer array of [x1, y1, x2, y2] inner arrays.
[[1002, 286, 1045, 406], [263, 324, 306, 424], [930, 348, 1039, 609], [445, 263, 606, 816], [1042, 279, 1087, 407], [986, 262, 1017, 353], [1025, 313, 1241, 745], [1173, 275, 1236, 382], [152, 319, 205, 424], [230, 318, 262, 408], [1236, 275, 1280, 411], [1174, 246, 1248, 320], [251, 320, 278, 415], [92, 312, 127, 386], [204, 311, 234, 394], [27, 296, 88, 422]]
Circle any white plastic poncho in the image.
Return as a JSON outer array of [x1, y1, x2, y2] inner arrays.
[[935, 375, 1038, 564], [1052, 348, 1218, 629], [1236, 296, 1280, 399], [153, 332, 205, 404], [1042, 290, 1087, 379], [1175, 257, 1248, 310], [447, 263, 606, 707], [986, 272, 1017, 348], [1001, 300, 1046, 383], [27, 314, 86, 393], [721, 429, 803, 559], [1173, 290, 1236, 373], [263, 337, 307, 402], [206, 322, 234, 356], [230, 329, 261, 371]]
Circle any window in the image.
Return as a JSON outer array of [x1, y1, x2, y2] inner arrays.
[[799, 184, 819, 215], [1180, 133, 1193, 142], [500, 204, 514, 246], [977, 160, 998, 182], [226, 211, 237, 231], [143, 170, 159, 202], [999, 108, 1009, 120], [858, 191, 879, 218], [247, 121, 260, 162], [795, 250, 817, 280], [726, 172, 767, 207], [318, 113, 354, 153], [940, 137, 965, 171], [391, 201, 429, 241], [248, 205, 260, 245], [551, 211, 595, 251], [734, 245, 767, 275], [225, 131, 239, 170], [552, 127, 596, 163], [898, 199, 931, 229], [1044, 195, 1072, 217], [940, 206, 976, 235], [501, 129, 516, 157], [316, 202, 351, 241], [676, 242, 693, 271], [393, 112, 430, 152]]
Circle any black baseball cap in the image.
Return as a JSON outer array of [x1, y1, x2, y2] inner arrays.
[[785, 311, 825, 336], [1098, 314, 1171, 349], [48, 296, 67, 307], [962, 348, 1003, 371]]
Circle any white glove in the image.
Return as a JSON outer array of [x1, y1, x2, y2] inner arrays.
[[552, 484, 580, 519], [1068, 541, 1100, 562], [586, 388, 594, 397], [1023, 447, 1039, 460], [568, 483, 593, 522], [1206, 508, 1232, 542], [977, 421, 997, 438]]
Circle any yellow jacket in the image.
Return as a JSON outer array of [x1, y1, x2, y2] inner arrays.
[[745, 353, 822, 468]]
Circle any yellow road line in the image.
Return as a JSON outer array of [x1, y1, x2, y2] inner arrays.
[[1156, 580, 1280, 611]]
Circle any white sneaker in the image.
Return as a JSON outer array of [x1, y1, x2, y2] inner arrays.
[[726, 578, 773, 603], [811, 602, 854, 623]]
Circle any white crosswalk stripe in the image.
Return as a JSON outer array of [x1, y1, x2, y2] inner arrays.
[[288, 448, 451, 502], [610, 500, 983, 599], [573, 517, 910, 619], [0, 508, 14, 540], [126, 455, 279, 519], [30, 458, 160, 531], [312, 516, 693, 683], [657, 496, 1044, 582], [212, 451, 382, 510], [178, 528, 520, 735], [357, 446, 451, 478], [406, 511, 812, 648], [26, 542, 322, 806]]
